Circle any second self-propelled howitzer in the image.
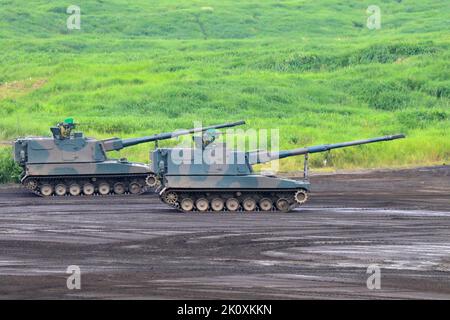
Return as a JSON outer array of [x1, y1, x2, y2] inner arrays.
[[153, 132, 405, 212], [13, 118, 245, 197]]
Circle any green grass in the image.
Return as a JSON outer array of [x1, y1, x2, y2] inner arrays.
[[0, 147, 22, 183], [0, 0, 449, 180]]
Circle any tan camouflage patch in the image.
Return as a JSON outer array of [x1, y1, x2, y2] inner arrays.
[[0, 78, 47, 100]]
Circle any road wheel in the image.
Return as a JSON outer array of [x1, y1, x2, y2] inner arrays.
[[54, 183, 67, 196], [211, 198, 224, 212], [98, 182, 111, 195], [195, 198, 209, 212], [259, 198, 272, 212], [40, 184, 53, 197], [113, 182, 125, 195], [129, 182, 141, 195], [69, 183, 81, 196], [276, 198, 290, 212], [83, 183, 95, 196], [226, 198, 240, 212], [242, 198, 257, 212], [181, 198, 194, 212]]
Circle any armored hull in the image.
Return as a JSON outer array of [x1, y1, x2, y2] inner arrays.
[[153, 147, 309, 212], [160, 174, 310, 212], [21, 159, 152, 197]]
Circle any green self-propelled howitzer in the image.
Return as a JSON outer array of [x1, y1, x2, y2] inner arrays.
[[152, 131, 405, 213], [13, 118, 245, 197]]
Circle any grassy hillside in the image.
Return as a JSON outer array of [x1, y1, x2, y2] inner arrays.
[[0, 0, 449, 181]]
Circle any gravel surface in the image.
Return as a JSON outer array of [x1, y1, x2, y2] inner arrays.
[[0, 166, 449, 299]]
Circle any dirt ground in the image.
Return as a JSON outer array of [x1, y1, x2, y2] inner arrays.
[[0, 166, 449, 299]]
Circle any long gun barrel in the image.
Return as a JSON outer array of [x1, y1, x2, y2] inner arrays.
[[249, 134, 405, 164], [101, 120, 246, 152]]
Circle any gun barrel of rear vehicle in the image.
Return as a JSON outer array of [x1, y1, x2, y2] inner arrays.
[[102, 121, 246, 152]]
